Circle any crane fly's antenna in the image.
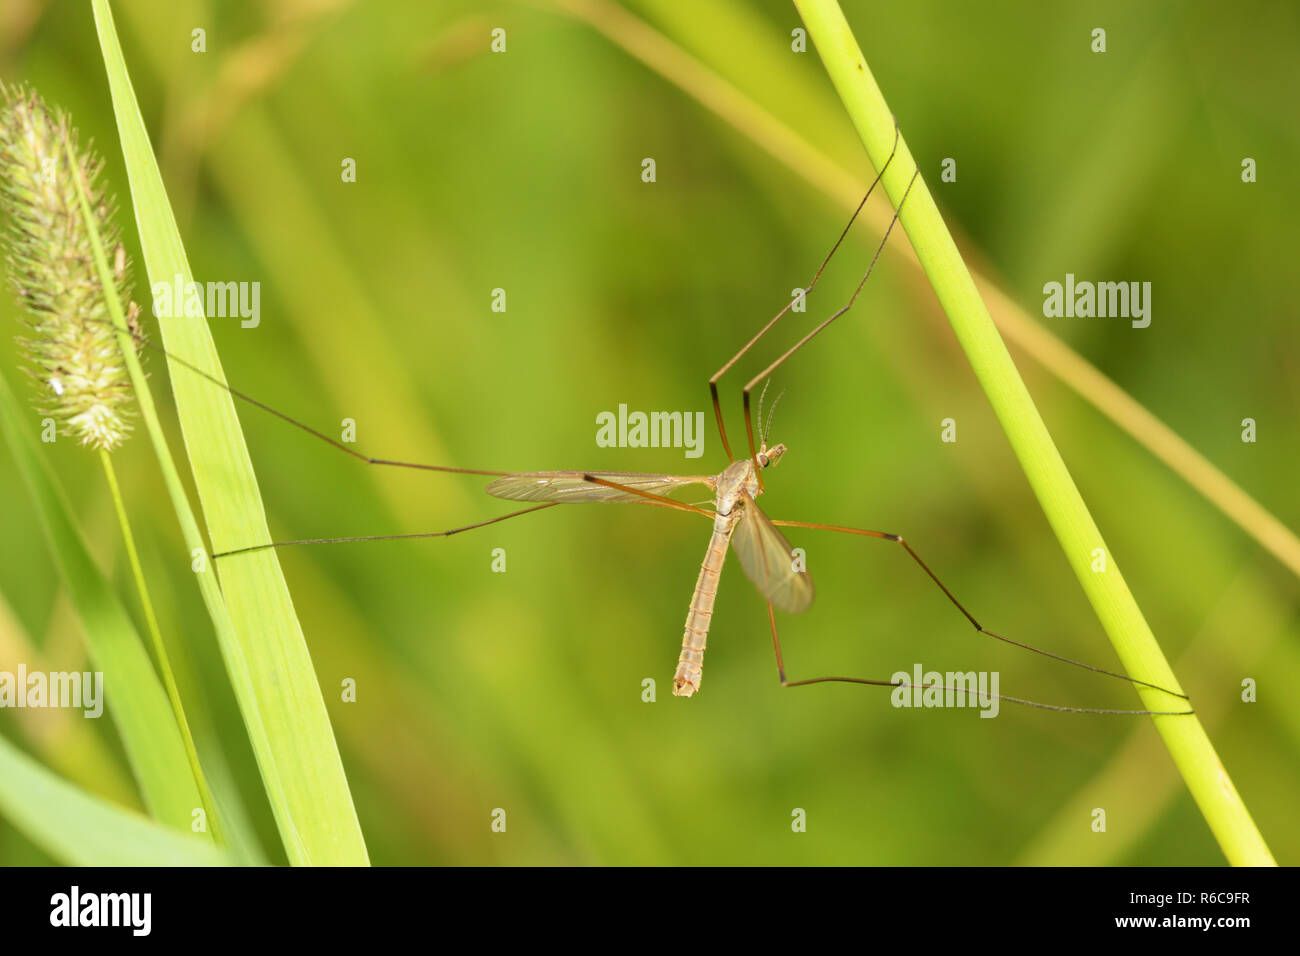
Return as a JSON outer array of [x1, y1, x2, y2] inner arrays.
[[755, 379, 772, 446], [763, 387, 786, 445]]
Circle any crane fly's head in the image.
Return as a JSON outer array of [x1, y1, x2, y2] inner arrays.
[[757, 442, 787, 469], [754, 381, 788, 470]]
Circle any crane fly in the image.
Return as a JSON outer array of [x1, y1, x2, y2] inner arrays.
[[484, 396, 804, 697], [106, 124, 1193, 718]]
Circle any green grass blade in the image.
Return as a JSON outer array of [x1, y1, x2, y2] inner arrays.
[[0, 591, 139, 809], [0, 371, 204, 832], [0, 733, 236, 866], [91, 0, 368, 864], [578, 0, 1300, 585], [98, 448, 224, 844], [793, 0, 1274, 866]]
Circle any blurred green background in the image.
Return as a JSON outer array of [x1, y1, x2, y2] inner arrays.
[[1, 0, 1297, 865]]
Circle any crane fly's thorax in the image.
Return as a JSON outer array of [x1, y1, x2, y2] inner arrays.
[[714, 442, 787, 515], [714, 460, 756, 515]]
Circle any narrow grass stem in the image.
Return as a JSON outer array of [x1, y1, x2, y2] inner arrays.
[[794, 0, 1274, 866], [553, 0, 1300, 585], [99, 449, 224, 844]]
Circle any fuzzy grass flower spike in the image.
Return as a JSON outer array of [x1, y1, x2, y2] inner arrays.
[[0, 82, 139, 450]]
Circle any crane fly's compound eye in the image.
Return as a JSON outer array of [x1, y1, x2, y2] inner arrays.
[[760, 443, 787, 468]]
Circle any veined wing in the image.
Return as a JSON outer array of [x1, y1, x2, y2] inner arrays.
[[486, 471, 715, 504], [731, 496, 815, 614]]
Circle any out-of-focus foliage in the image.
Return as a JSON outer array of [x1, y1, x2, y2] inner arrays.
[[0, 0, 1295, 865]]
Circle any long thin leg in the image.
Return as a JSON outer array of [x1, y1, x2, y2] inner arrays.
[[708, 121, 902, 461], [745, 167, 921, 491], [101, 317, 511, 477], [214, 480, 715, 558], [213, 502, 563, 558], [769, 517, 1190, 703], [765, 604, 1194, 716]]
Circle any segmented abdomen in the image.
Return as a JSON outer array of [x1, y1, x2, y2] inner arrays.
[[673, 510, 740, 697]]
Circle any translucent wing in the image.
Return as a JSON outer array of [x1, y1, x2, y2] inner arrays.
[[731, 497, 815, 614], [486, 471, 715, 504]]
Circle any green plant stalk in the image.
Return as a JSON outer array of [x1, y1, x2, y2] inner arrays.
[[99, 448, 224, 844], [55, 139, 262, 859], [58, 125, 239, 843], [26, 96, 269, 861], [0, 371, 202, 833], [92, 0, 368, 864], [561, 0, 1300, 586], [793, 0, 1273, 866]]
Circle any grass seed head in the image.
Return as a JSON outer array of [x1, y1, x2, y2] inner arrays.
[[0, 83, 140, 451]]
